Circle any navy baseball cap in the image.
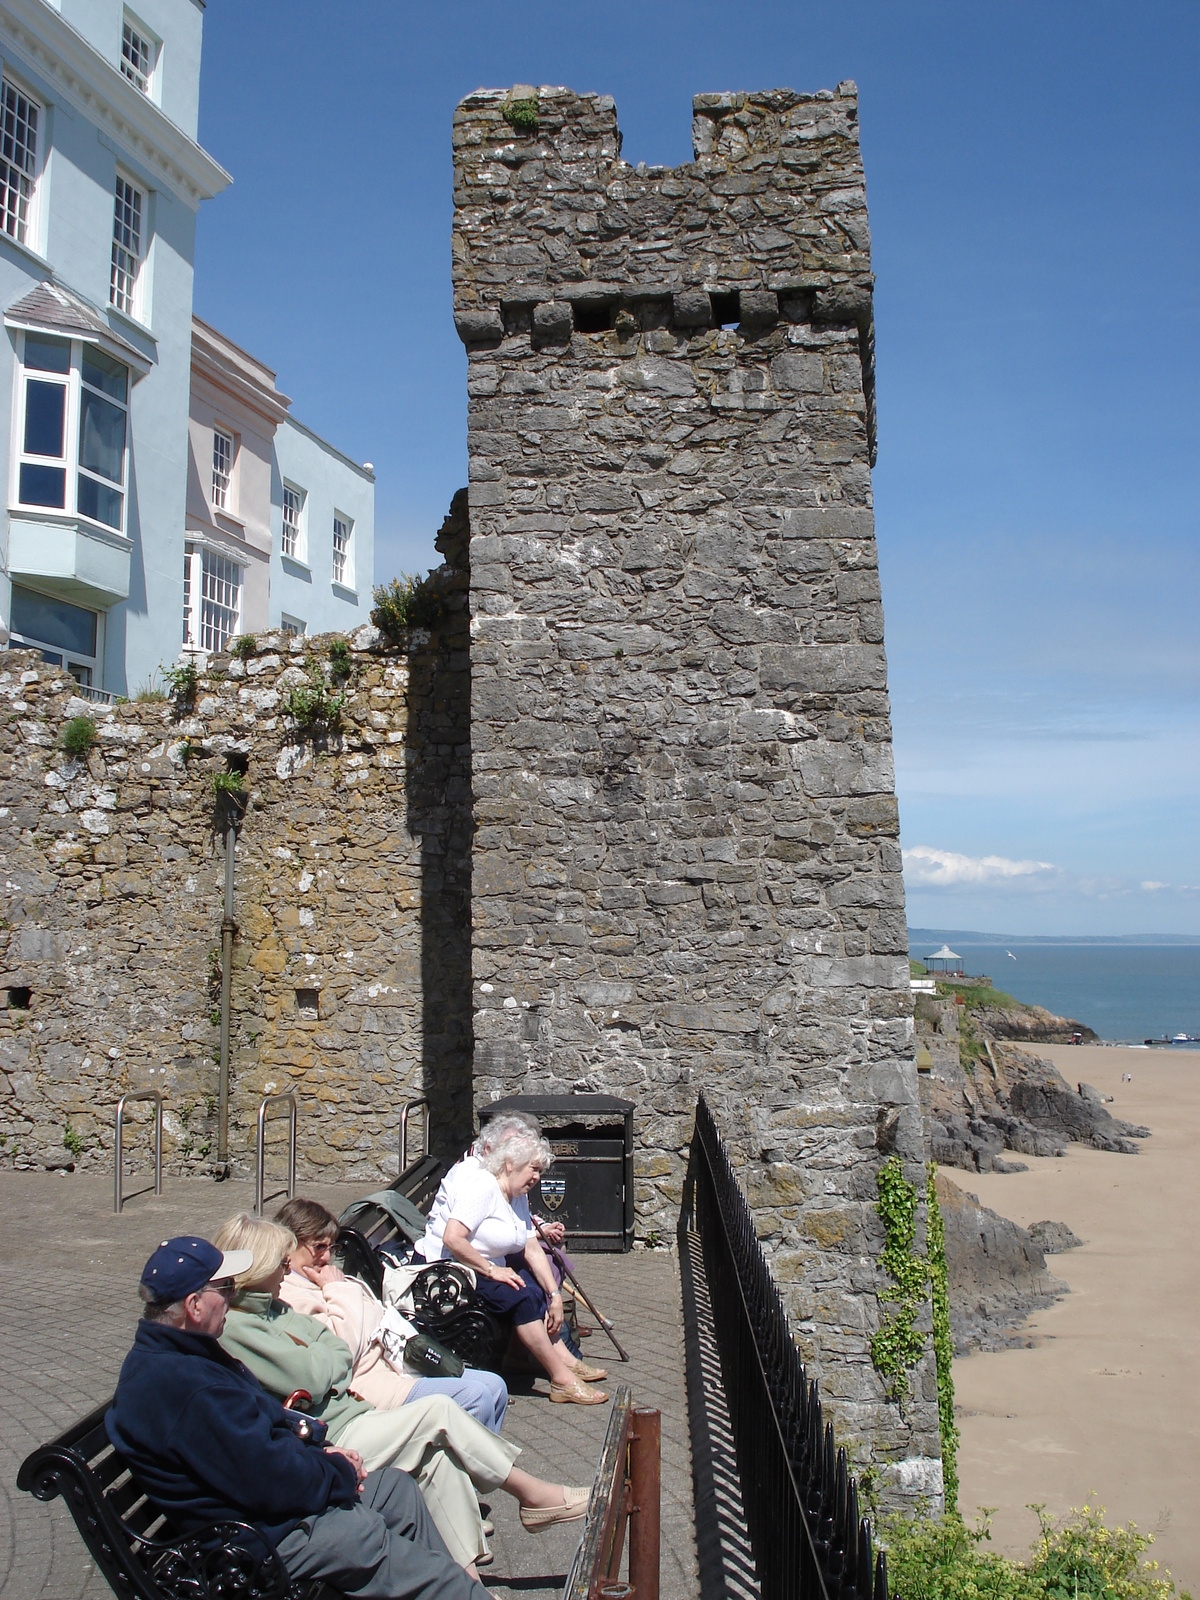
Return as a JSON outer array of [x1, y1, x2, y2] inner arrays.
[[140, 1237, 253, 1302]]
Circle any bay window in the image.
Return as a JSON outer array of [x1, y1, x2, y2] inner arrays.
[[12, 334, 129, 534], [9, 582, 100, 687]]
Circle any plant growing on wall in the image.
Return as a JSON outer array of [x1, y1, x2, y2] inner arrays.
[[926, 1162, 959, 1511], [232, 634, 257, 661], [284, 660, 344, 742], [328, 637, 353, 685], [211, 769, 244, 797], [59, 716, 97, 760], [871, 1154, 930, 1404], [502, 96, 539, 134], [371, 574, 445, 639], [163, 658, 198, 715]]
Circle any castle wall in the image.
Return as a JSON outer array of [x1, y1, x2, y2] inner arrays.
[[0, 501, 473, 1181], [454, 84, 940, 1494]]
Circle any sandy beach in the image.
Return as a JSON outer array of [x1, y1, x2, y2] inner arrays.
[[950, 1043, 1200, 1592]]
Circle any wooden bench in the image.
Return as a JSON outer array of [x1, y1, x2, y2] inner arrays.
[[17, 1385, 660, 1600]]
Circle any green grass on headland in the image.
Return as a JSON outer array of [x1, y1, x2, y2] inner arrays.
[[936, 977, 1020, 1012]]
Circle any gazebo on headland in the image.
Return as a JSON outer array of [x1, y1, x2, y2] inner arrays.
[[925, 944, 965, 975]]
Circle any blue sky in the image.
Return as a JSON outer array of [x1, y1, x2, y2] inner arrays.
[[192, 2, 1198, 938]]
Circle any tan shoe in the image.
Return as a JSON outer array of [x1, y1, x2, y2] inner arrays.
[[520, 1486, 591, 1531], [549, 1378, 610, 1406], [571, 1357, 608, 1383]]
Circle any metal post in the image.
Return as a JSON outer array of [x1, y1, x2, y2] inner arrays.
[[628, 1409, 660, 1600], [217, 820, 236, 1165], [398, 1097, 430, 1171], [114, 1090, 163, 1213], [255, 1091, 297, 1215]]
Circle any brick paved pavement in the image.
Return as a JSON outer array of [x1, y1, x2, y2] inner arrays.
[[0, 1173, 701, 1600]]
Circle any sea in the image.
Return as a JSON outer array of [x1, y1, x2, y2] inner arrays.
[[908, 931, 1200, 1045]]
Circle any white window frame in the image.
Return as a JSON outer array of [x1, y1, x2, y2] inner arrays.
[[0, 75, 43, 251], [331, 511, 353, 589], [10, 333, 131, 536], [183, 541, 242, 654], [120, 13, 160, 98], [110, 173, 145, 319], [211, 427, 234, 511], [281, 480, 306, 561], [280, 613, 306, 637], [8, 581, 103, 689]]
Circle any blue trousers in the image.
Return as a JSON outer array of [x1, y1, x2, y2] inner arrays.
[[406, 1367, 508, 1434]]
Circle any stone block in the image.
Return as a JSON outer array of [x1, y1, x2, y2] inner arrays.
[[671, 289, 712, 328], [454, 309, 505, 344], [532, 301, 573, 344]]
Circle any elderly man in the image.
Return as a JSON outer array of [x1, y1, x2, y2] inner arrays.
[[106, 1235, 489, 1600]]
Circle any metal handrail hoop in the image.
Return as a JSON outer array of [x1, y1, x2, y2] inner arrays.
[[255, 1090, 298, 1215], [399, 1096, 431, 1171], [114, 1090, 163, 1213]]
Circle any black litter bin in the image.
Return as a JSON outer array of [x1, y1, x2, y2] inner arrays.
[[478, 1093, 634, 1252]]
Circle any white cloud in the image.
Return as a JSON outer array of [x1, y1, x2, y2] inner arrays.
[[1141, 880, 1168, 892], [902, 845, 1058, 889]]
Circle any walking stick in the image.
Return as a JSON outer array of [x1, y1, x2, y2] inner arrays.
[[534, 1218, 630, 1362]]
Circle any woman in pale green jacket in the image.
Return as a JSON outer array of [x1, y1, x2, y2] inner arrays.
[[213, 1214, 587, 1573]]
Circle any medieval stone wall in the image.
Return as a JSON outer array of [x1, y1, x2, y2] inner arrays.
[[0, 502, 473, 1180], [453, 83, 940, 1496]]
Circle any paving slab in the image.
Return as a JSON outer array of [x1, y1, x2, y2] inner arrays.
[[0, 1173, 700, 1600]]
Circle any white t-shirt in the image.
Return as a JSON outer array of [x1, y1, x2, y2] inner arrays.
[[420, 1154, 532, 1266]]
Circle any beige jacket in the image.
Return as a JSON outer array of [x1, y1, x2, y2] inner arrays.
[[278, 1269, 417, 1408]]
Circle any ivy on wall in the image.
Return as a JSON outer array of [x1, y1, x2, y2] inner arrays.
[[871, 1155, 930, 1402], [870, 1154, 960, 1509], [926, 1161, 959, 1512]]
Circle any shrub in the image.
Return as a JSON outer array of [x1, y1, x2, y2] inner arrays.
[[231, 634, 256, 660], [502, 97, 539, 134], [881, 1505, 1189, 1600], [371, 574, 445, 639], [59, 716, 97, 759], [211, 769, 244, 797], [328, 637, 352, 685]]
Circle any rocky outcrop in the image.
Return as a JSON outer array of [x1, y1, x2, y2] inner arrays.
[[916, 996, 1149, 1174], [1027, 1219, 1082, 1254], [937, 1171, 1068, 1352], [974, 1001, 1097, 1045]]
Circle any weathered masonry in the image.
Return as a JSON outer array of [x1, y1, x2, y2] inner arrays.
[[455, 83, 940, 1493]]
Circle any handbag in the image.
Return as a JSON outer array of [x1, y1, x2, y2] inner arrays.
[[403, 1332, 465, 1378]]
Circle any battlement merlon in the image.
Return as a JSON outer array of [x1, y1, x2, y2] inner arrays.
[[451, 83, 876, 462]]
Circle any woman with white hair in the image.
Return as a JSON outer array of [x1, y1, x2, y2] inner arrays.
[[417, 1120, 607, 1406]]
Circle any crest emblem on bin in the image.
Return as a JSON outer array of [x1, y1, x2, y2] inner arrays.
[[539, 1174, 566, 1211]]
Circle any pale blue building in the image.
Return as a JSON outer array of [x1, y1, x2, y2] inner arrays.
[[271, 415, 374, 639], [0, 0, 227, 696]]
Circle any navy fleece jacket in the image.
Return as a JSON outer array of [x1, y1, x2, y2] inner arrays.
[[106, 1320, 358, 1546]]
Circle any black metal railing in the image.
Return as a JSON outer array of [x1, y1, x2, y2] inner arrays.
[[685, 1093, 889, 1600]]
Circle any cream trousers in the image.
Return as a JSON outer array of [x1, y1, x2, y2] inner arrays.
[[334, 1393, 519, 1568]]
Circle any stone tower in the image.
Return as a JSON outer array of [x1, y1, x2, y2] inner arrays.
[[452, 84, 941, 1496]]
